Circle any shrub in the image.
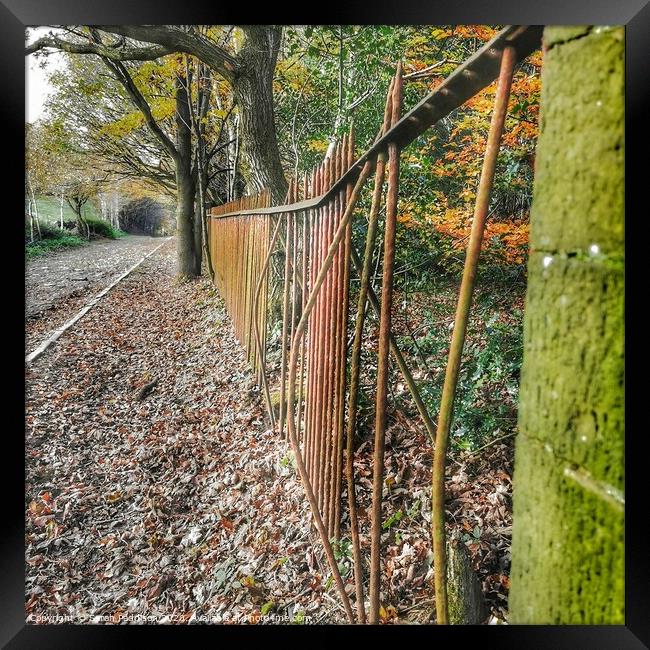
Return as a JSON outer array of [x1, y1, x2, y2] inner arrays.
[[401, 305, 524, 452], [26, 234, 86, 258], [83, 217, 126, 240], [37, 221, 67, 240]]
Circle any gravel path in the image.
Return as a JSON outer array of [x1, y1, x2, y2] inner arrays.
[[26, 236, 166, 353]]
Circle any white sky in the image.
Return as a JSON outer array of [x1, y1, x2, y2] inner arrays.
[[25, 27, 67, 124]]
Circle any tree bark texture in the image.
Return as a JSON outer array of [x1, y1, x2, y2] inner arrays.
[[174, 76, 200, 278], [232, 26, 288, 203], [509, 26, 624, 624], [446, 540, 487, 625]]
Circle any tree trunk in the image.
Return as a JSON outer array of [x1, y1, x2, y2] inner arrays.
[[192, 184, 203, 276], [233, 26, 287, 203], [59, 191, 65, 230], [27, 200, 34, 243], [175, 74, 199, 279], [175, 167, 197, 279], [69, 200, 90, 240], [509, 26, 624, 624], [27, 173, 41, 239], [445, 540, 487, 625]]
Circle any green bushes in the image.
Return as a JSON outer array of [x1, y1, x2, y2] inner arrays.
[[26, 233, 86, 258], [83, 217, 126, 239], [25, 216, 125, 257], [37, 221, 69, 241], [400, 302, 524, 452]]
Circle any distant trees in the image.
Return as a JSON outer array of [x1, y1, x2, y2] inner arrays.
[[118, 198, 170, 236], [25, 120, 106, 239], [28, 26, 288, 278], [26, 123, 109, 239]]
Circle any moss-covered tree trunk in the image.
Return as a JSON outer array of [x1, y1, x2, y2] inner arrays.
[[509, 26, 624, 624]]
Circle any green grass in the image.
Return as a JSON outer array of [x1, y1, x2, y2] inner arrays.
[[26, 234, 86, 258], [32, 195, 101, 226]]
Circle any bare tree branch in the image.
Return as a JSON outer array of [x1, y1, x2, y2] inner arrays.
[[27, 32, 175, 61], [96, 25, 239, 81]]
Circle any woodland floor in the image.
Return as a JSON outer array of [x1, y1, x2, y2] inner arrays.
[[25, 239, 516, 625]]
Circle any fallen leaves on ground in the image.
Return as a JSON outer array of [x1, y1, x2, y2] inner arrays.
[[26, 235, 165, 353], [26, 240, 344, 625], [26, 240, 517, 625]]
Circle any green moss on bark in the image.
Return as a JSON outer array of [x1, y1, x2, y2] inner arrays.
[[509, 26, 624, 624], [530, 26, 624, 255]]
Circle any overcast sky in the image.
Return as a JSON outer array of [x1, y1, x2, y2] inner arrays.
[[25, 27, 66, 124]]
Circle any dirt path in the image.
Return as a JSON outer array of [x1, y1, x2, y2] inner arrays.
[[26, 235, 166, 353], [25, 241, 343, 625]]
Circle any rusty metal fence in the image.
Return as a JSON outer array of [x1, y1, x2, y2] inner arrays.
[[208, 25, 543, 624]]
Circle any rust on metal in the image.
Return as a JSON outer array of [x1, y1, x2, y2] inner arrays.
[[278, 180, 294, 437], [205, 34, 539, 623], [345, 79, 394, 623], [431, 45, 516, 625], [369, 63, 403, 624]]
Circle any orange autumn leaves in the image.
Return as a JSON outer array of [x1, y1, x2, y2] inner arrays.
[[398, 203, 529, 265], [398, 29, 540, 267]]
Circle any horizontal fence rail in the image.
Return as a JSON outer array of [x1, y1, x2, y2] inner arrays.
[[207, 25, 543, 624]]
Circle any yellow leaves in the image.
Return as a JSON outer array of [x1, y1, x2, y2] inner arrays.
[[150, 97, 176, 122], [459, 187, 476, 202], [397, 199, 419, 228], [105, 490, 124, 503], [527, 49, 543, 70], [99, 112, 145, 139], [276, 59, 312, 93], [453, 25, 498, 42], [241, 575, 256, 588], [28, 499, 50, 517], [306, 138, 329, 153], [431, 27, 453, 40], [206, 107, 231, 121], [378, 604, 398, 622], [99, 96, 174, 139]]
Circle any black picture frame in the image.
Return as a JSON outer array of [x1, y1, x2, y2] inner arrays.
[[3, 1, 647, 646]]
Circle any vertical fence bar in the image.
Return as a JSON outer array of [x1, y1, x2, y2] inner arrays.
[[279, 181, 294, 437], [289, 177, 299, 435], [311, 165, 323, 487], [306, 165, 322, 487], [344, 81, 393, 625], [333, 132, 353, 541], [321, 153, 335, 527], [431, 45, 516, 625], [297, 171, 310, 446], [328, 138, 345, 539], [325, 142, 341, 537], [369, 63, 403, 625], [315, 159, 329, 515]]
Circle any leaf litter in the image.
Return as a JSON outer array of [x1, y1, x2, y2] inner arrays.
[[25, 240, 515, 625]]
